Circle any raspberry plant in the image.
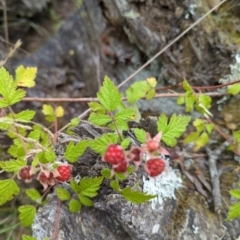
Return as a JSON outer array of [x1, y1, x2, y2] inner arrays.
[[1, 63, 240, 239]]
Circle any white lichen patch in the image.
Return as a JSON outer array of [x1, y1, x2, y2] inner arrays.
[[185, 4, 197, 19], [219, 53, 240, 85], [152, 223, 160, 234], [192, 224, 199, 234], [217, 52, 240, 108], [143, 168, 182, 209]]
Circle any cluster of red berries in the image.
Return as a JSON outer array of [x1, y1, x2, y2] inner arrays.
[[18, 163, 72, 190], [103, 136, 166, 177]]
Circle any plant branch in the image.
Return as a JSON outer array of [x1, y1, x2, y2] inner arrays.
[[3, 91, 226, 103], [109, 112, 122, 142], [190, 79, 240, 90]]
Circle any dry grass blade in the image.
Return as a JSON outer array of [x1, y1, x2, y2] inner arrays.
[[0, 40, 22, 67]]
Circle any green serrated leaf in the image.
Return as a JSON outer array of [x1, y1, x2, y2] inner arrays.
[[205, 123, 214, 134], [31, 155, 39, 167], [184, 94, 195, 112], [109, 119, 128, 131], [226, 202, 240, 220], [56, 187, 71, 201], [121, 187, 157, 203], [182, 79, 193, 92], [114, 109, 135, 121], [0, 67, 26, 107], [28, 126, 42, 140], [115, 172, 127, 181], [157, 114, 191, 147], [132, 128, 146, 143], [146, 89, 155, 100], [64, 140, 89, 163], [70, 179, 80, 193], [70, 117, 80, 126], [230, 189, 240, 199], [22, 235, 37, 240], [69, 199, 82, 212], [42, 104, 54, 116], [7, 121, 29, 138], [88, 112, 112, 126], [183, 132, 199, 144], [128, 103, 141, 122], [177, 96, 185, 105], [0, 158, 25, 173], [40, 131, 50, 146], [42, 104, 62, 122], [228, 83, 240, 96], [45, 115, 56, 122], [233, 131, 240, 143], [196, 94, 212, 117], [37, 152, 48, 164], [8, 144, 25, 158], [101, 168, 112, 179], [157, 114, 168, 132], [88, 102, 106, 114], [44, 148, 56, 162], [0, 99, 8, 108], [15, 110, 36, 122], [146, 77, 157, 87], [116, 101, 127, 111], [64, 142, 78, 163], [7, 126, 27, 139], [78, 195, 93, 206], [0, 90, 25, 107], [193, 119, 205, 132], [127, 166, 135, 174], [90, 133, 118, 155], [18, 205, 36, 227], [198, 94, 211, 109], [126, 81, 150, 103], [0, 117, 13, 130], [121, 137, 131, 149], [130, 181, 140, 192], [55, 106, 64, 118], [15, 65, 37, 88], [74, 140, 90, 157], [97, 76, 122, 111], [0, 179, 20, 205], [110, 180, 120, 191], [79, 177, 103, 198], [194, 132, 209, 151], [26, 189, 42, 203]]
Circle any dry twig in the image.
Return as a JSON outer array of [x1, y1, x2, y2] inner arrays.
[[206, 141, 230, 213]]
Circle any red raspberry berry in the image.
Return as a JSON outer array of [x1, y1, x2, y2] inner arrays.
[[144, 158, 165, 177], [147, 140, 159, 152], [113, 161, 128, 173], [56, 164, 72, 182], [103, 144, 125, 165], [18, 166, 33, 180]]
